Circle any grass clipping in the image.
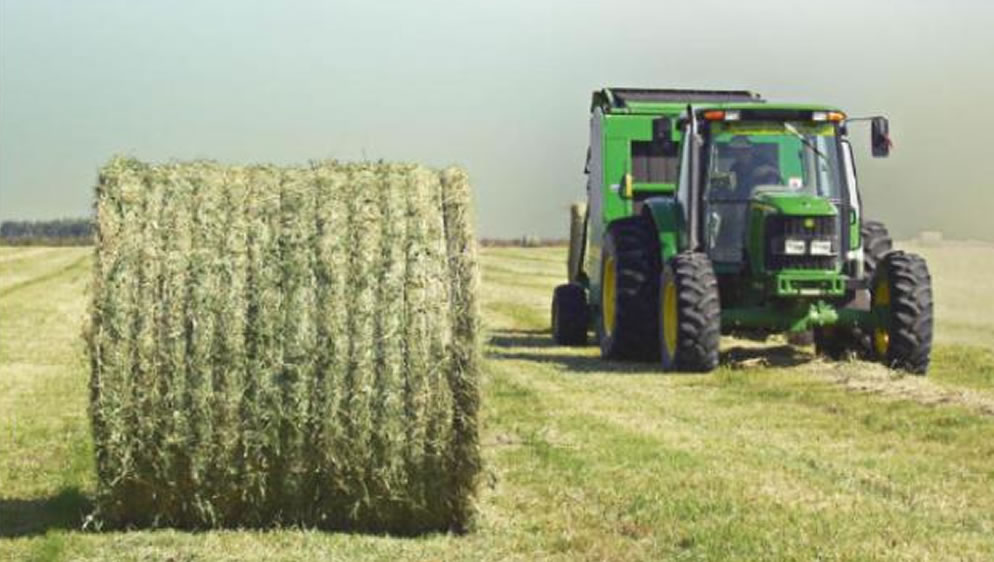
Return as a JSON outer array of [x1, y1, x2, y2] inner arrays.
[[87, 157, 481, 533]]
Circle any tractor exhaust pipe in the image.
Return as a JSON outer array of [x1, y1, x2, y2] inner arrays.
[[687, 104, 701, 251]]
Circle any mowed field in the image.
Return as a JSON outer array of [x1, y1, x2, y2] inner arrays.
[[2, 242, 994, 561]]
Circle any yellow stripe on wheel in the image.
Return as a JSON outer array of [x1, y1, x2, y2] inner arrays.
[[873, 274, 890, 356], [662, 278, 677, 358]]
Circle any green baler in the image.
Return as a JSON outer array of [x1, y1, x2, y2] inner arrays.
[[552, 88, 933, 373]]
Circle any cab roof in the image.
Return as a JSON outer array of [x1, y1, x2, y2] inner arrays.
[[591, 87, 841, 116], [591, 88, 761, 113]]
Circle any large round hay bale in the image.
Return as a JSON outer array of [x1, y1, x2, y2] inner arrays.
[[87, 157, 480, 533]]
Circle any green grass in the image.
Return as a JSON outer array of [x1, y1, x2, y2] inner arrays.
[[930, 345, 994, 391], [901, 241, 994, 350], [3, 244, 994, 560]]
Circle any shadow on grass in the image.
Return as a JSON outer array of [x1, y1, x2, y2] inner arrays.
[[487, 329, 815, 373], [488, 328, 557, 350], [0, 488, 462, 537], [721, 344, 813, 369], [488, 329, 669, 375], [0, 487, 92, 538]]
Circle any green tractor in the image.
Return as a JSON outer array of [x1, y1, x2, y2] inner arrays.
[[551, 88, 933, 373]]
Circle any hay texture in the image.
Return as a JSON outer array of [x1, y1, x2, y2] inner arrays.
[[87, 157, 480, 533], [567, 202, 587, 283]]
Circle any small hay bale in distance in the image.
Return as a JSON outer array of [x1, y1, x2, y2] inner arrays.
[[87, 157, 481, 533], [567, 201, 587, 283]]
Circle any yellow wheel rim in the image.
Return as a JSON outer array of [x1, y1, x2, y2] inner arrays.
[[873, 275, 890, 356], [874, 328, 889, 356], [662, 278, 678, 357], [603, 256, 616, 337]]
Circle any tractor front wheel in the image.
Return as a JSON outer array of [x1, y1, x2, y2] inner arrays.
[[870, 251, 934, 374], [659, 252, 721, 372], [552, 283, 588, 346]]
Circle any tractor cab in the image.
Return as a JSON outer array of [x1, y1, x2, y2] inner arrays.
[[705, 118, 845, 263], [674, 106, 856, 305]]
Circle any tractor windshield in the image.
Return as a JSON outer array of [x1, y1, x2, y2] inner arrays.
[[705, 121, 843, 202], [702, 120, 844, 264]]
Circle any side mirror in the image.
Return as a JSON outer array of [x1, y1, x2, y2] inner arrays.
[[871, 117, 891, 158]]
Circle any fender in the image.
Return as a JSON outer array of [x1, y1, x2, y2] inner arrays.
[[640, 196, 687, 262]]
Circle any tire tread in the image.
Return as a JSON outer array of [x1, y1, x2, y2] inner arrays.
[[666, 252, 721, 372], [880, 251, 933, 374]]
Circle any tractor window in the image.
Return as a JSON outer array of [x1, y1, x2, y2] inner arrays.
[[631, 140, 679, 183], [705, 121, 842, 202]]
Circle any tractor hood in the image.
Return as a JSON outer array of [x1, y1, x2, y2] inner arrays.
[[751, 191, 837, 216]]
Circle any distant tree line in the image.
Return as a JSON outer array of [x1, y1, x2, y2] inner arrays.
[[0, 218, 95, 246], [479, 236, 568, 248]]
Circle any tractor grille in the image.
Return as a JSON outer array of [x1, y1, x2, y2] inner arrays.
[[765, 215, 838, 271]]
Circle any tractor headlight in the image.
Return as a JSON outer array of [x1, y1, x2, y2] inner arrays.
[[784, 239, 807, 255], [809, 240, 833, 256]]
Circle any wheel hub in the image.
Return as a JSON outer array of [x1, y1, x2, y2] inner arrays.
[[873, 274, 891, 356]]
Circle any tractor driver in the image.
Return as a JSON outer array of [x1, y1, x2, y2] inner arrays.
[[727, 136, 782, 198]]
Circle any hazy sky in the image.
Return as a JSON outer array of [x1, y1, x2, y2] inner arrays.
[[2, 0, 992, 239]]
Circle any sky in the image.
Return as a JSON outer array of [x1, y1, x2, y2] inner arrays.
[[1, 0, 993, 240]]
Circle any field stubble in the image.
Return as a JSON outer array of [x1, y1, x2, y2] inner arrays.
[[2, 241, 994, 560]]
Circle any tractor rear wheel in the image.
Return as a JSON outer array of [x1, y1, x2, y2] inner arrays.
[[552, 283, 588, 346], [659, 252, 721, 372], [870, 251, 933, 374], [862, 220, 893, 280], [598, 216, 660, 361]]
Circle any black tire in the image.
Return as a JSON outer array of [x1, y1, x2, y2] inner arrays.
[[862, 220, 893, 281], [871, 251, 933, 374], [659, 253, 721, 372], [552, 283, 588, 346], [598, 216, 660, 361]]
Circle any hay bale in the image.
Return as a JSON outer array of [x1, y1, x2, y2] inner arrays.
[[87, 157, 480, 533], [439, 167, 482, 528], [567, 202, 587, 283]]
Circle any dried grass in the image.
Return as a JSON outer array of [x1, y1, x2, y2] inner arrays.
[[567, 201, 587, 283], [87, 157, 480, 533]]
